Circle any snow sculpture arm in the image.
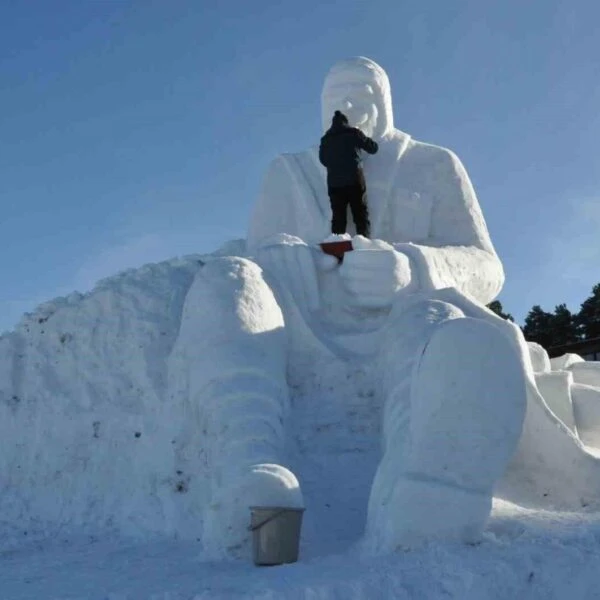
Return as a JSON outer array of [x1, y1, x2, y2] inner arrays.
[[255, 233, 321, 312], [393, 148, 504, 305]]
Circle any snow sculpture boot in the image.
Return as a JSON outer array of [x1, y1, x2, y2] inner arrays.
[[199, 372, 303, 560], [365, 317, 527, 552]]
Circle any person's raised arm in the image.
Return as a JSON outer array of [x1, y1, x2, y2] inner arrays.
[[356, 129, 378, 155]]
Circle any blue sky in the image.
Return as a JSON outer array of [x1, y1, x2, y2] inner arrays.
[[1, 0, 599, 332]]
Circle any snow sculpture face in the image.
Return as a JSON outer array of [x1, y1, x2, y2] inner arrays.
[[321, 57, 394, 139]]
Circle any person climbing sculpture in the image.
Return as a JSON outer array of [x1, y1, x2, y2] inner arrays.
[[319, 109, 378, 237]]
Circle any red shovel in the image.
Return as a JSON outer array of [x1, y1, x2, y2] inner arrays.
[[319, 240, 353, 263]]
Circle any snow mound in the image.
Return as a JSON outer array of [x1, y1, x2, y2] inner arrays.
[[0, 254, 211, 540]]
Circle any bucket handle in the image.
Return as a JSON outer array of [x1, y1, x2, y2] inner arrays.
[[247, 508, 288, 532]]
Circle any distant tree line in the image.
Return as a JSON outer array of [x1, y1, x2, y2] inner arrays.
[[487, 283, 600, 350]]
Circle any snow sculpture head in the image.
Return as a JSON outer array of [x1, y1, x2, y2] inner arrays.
[[321, 57, 394, 139]]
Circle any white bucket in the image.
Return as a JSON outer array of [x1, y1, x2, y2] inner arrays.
[[249, 506, 305, 566]]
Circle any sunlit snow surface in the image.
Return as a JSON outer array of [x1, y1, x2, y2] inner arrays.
[[2, 504, 600, 599], [1, 250, 600, 598], [3, 56, 600, 597]]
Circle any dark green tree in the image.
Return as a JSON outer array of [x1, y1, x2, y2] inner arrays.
[[523, 305, 555, 349], [550, 303, 580, 346], [577, 283, 600, 340], [487, 300, 514, 322]]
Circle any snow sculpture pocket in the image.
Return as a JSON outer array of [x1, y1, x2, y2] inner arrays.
[[391, 190, 432, 243]]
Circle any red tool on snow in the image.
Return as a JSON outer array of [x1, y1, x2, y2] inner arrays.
[[319, 240, 353, 263]]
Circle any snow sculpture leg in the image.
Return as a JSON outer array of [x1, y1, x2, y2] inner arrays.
[[365, 296, 527, 552], [169, 257, 302, 559], [397, 288, 600, 511]]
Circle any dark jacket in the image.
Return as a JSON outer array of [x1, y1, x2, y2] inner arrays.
[[319, 112, 379, 189]]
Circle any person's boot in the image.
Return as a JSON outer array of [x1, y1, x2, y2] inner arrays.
[[365, 317, 527, 552]]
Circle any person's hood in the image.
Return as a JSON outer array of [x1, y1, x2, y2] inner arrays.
[[321, 57, 394, 139]]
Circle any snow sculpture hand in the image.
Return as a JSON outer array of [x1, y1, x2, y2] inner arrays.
[[255, 233, 320, 311], [339, 237, 415, 309]]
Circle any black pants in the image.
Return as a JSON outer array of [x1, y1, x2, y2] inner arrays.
[[328, 183, 371, 238]]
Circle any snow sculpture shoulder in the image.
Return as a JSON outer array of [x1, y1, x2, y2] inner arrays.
[[249, 57, 504, 305]]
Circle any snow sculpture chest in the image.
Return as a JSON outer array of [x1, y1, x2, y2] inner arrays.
[[284, 132, 433, 246]]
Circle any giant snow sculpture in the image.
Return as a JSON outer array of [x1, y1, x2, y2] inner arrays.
[[191, 57, 600, 556], [2, 56, 600, 561], [190, 56, 536, 556]]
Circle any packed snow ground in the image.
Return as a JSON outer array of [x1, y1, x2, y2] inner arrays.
[[3, 505, 600, 599], [2, 248, 600, 598]]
